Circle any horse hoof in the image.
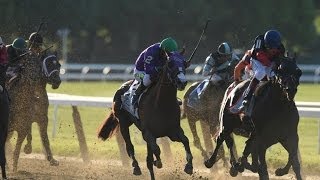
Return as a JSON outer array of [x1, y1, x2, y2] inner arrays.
[[50, 159, 59, 166], [153, 160, 162, 169], [204, 159, 214, 168], [229, 166, 238, 177], [133, 167, 142, 175], [184, 164, 193, 175], [24, 145, 32, 154], [275, 168, 288, 176], [235, 162, 244, 173]]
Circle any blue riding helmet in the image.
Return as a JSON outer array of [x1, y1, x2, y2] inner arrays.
[[264, 30, 281, 49]]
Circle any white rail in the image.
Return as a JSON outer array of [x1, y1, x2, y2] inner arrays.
[[59, 64, 320, 83], [48, 93, 320, 154]]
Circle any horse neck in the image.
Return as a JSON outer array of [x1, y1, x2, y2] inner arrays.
[[153, 73, 177, 105], [259, 82, 289, 110]]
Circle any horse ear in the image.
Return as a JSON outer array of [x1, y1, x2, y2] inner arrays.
[[179, 45, 186, 55]]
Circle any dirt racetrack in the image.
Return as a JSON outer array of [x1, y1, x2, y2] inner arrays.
[[5, 154, 320, 180]]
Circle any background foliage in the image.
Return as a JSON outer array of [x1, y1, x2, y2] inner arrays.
[[0, 0, 319, 63]]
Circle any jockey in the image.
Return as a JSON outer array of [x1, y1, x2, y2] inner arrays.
[[6, 37, 28, 81], [7, 37, 28, 65], [0, 37, 8, 90], [234, 30, 285, 130], [132, 37, 178, 106], [202, 42, 239, 84], [28, 32, 44, 56]]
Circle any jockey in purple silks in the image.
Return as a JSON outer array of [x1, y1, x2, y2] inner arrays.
[[132, 37, 179, 106]]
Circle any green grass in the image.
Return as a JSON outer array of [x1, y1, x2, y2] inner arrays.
[[16, 82, 320, 173]]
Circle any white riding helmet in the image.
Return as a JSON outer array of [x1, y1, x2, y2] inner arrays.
[[217, 42, 232, 55]]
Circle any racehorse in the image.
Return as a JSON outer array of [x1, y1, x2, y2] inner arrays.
[[182, 61, 237, 164], [0, 75, 9, 179], [98, 51, 192, 180], [24, 54, 61, 163], [6, 53, 61, 171], [204, 55, 302, 180]]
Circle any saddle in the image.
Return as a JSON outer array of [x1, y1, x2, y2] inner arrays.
[[121, 80, 148, 119], [227, 80, 270, 115]]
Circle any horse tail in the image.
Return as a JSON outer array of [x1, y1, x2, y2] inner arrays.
[[97, 110, 120, 141]]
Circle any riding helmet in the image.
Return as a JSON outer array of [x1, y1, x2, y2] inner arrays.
[[160, 37, 178, 53], [12, 37, 27, 49], [264, 30, 281, 49], [217, 42, 232, 55]]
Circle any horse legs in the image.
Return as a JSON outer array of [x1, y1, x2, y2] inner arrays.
[[187, 117, 207, 160], [119, 121, 141, 175], [276, 136, 302, 180], [0, 126, 8, 179], [257, 147, 269, 180], [204, 131, 225, 168], [224, 131, 239, 177], [146, 144, 155, 180], [142, 130, 162, 169], [23, 127, 32, 154], [239, 136, 259, 173], [170, 127, 193, 175], [38, 116, 58, 166], [12, 131, 27, 172]]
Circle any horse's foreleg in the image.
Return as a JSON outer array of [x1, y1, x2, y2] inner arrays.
[[23, 127, 32, 154], [174, 127, 193, 175], [204, 131, 225, 168], [120, 123, 141, 175], [38, 116, 58, 166], [277, 137, 302, 180], [142, 130, 162, 169], [187, 117, 207, 159], [225, 132, 239, 177], [257, 147, 269, 180], [146, 144, 155, 180]]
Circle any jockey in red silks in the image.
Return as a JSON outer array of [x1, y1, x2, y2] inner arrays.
[[233, 30, 285, 131]]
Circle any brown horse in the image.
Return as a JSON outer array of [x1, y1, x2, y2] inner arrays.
[[24, 54, 61, 162], [182, 61, 237, 164], [7, 54, 61, 171], [98, 51, 192, 180]]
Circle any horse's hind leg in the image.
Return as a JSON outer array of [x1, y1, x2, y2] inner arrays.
[[187, 116, 207, 160], [23, 127, 32, 154], [12, 132, 27, 172], [38, 116, 59, 166], [119, 121, 141, 175], [224, 131, 239, 177]]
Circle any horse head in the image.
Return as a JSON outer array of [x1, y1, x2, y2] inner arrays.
[[275, 55, 302, 101], [42, 55, 61, 89], [165, 51, 188, 91]]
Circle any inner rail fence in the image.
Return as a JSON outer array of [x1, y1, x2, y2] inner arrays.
[[60, 64, 320, 83]]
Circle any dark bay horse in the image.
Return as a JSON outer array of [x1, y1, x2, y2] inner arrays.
[[24, 54, 61, 163], [204, 56, 302, 180], [98, 51, 192, 180], [6, 54, 61, 171], [182, 62, 237, 163], [0, 70, 9, 179]]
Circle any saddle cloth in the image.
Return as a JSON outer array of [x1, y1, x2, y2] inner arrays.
[[187, 79, 210, 108], [121, 80, 144, 119]]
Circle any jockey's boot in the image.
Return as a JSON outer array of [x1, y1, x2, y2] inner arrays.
[[239, 78, 259, 113], [132, 83, 146, 108]]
